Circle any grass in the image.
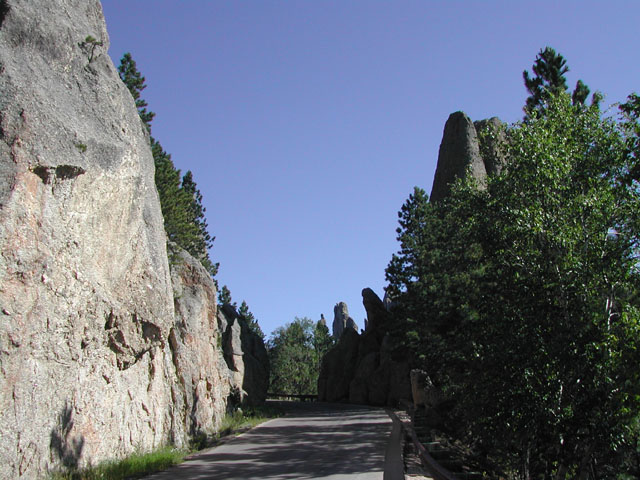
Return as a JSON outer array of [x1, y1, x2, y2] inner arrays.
[[50, 404, 283, 480], [50, 446, 186, 480]]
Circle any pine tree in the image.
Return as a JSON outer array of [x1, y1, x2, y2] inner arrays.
[[218, 285, 234, 307], [118, 53, 218, 279], [523, 46, 596, 119], [181, 171, 219, 277], [117, 53, 155, 130], [238, 300, 265, 339]]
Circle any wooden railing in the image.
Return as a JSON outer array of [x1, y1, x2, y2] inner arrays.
[[395, 400, 481, 480]]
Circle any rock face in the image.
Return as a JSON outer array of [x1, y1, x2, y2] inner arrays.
[[318, 289, 411, 406], [217, 304, 269, 406], [0, 2, 269, 477], [0, 1, 177, 476], [474, 117, 507, 176], [332, 302, 358, 339], [169, 249, 232, 441], [430, 112, 506, 202]]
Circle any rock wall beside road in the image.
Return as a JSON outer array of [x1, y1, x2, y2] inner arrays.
[[0, 2, 268, 477]]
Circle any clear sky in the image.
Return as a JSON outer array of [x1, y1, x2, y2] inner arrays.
[[100, 1, 639, 337]]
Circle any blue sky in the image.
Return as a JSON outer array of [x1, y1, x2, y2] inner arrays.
[[101, 1, 639, 337]]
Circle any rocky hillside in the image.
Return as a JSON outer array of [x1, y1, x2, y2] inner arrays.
[[0, 1, 267, 478]]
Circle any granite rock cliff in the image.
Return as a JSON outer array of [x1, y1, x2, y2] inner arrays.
[[0, 2, 267, 477]]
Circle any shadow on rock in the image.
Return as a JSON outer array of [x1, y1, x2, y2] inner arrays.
[[50, 403, 85, 470]]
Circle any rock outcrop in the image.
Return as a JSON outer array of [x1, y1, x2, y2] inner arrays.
[[0, 1, 177, 476], [169, 248, 233, 441], [218, 304, 269, 406], [0, 2, 269, 477], [318, 289, 411, 406], [474, 117, 507, 176], [430, 111, 506, 202], [332, 301, 358, 339]]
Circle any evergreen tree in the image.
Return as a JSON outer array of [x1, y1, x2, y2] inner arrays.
[[218, 285, 234, 307], [117, 52, 155, 130], [238, 300, 265, 340], [312, 320, 334, 359], [181, 171, 219, 277], [523, 46, 597, 119], [118, 53, 218, 279]]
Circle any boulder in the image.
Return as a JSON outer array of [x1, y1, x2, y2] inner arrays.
[[317, 328, 360, 402], [430, 111, 486, 202], [362, 287, 390, 336], [240, 319, 269, 406]]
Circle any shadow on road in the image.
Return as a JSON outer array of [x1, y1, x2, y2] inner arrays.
[[147, 402, 391, 480]]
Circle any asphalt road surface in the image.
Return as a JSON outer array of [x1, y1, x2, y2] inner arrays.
[[145, 401, 403, 480]]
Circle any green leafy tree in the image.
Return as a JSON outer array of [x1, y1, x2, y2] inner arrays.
[[238, 300, 265, 340], [267, 317, 335, 395], [620, 93, 640, 185], [387, 94, 640, 477]]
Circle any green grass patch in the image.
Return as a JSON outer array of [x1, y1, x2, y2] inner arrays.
[[50, 446, 186, 480], [191, 404, 284, 450], [218, 405, 278, 436], [51, 404, 283, 480]]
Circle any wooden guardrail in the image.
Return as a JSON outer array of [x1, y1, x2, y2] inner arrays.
[[395, 400, 481, 480], [266, 393, 317, 402]]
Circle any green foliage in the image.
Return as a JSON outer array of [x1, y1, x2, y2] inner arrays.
[[387, 94, 640, 477], [50, 446, 186, 480], [267, 317, 335, 395], [238, 300, 265, 340], [79, 35, 103, 63], [217, 285, 234, 307], [117, 53, 155, 130], [73, 142, 87, 153], [118, 53, 218, 279], [523, 46, 598, 120]]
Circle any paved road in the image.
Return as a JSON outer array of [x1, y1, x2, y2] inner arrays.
[[146, 402, 403, 480]]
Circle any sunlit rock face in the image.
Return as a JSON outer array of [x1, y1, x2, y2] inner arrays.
[[0, 2, 270, 477], [0, 0, 175, 476]]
